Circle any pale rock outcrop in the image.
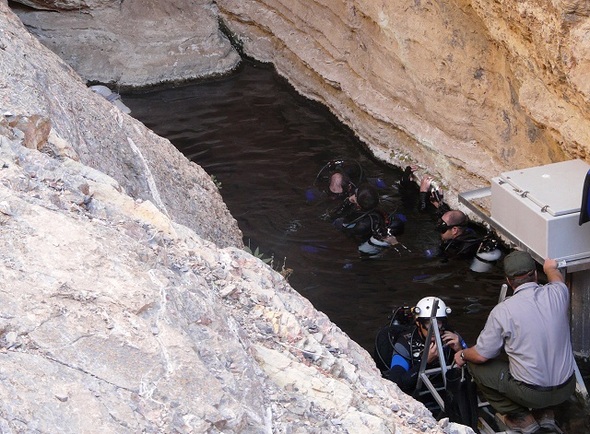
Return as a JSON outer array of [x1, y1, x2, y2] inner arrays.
[[216, 0, 587, 208], [10, 0, 590, 211], [468, 0, 590, 160], [0, 124, 446, 432], [1, 2, 242, 248], [1, 3, 475, 433], [10, 0, 241, 86]]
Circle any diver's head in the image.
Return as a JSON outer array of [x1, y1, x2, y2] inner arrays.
[[354, 184, 379, 211], [412, 296, 451, 336], [436, 210, 468, 241], [329, 171, 351, 196]]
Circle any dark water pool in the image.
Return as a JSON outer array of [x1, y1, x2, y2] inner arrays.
[[123, 59, 588, 430], [123, 60, 504, 349]]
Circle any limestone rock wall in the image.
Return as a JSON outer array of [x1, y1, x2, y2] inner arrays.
[[2, 2, 242, 248], [1, 3, 470, 433], [469, 0, 590, 160], [10, 0, 590, 207], [10, 0, 241, 86], [215, 0, 590, 205]]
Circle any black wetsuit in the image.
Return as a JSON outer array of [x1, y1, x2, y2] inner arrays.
[[377, 326, 463, 394], [439, 229, 484, 260], [319, 160, 365, 202], [334, 208, 388, 241], [333, 206, 406, 258], [421, 198, 484, 261]]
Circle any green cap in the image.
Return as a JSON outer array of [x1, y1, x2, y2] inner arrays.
[[503, 251, 536, 277]]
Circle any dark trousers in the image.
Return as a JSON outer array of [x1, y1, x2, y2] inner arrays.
[[467, 359, 576, 415]]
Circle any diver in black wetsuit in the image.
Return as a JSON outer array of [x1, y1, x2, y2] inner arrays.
[[333, 183, 405, 257], [374, 297, 467, 394], [399, 166, 496, 264], [314, 159, 365, 201], [435, 209, 484, 261]]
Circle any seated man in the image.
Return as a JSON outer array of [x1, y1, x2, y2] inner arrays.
[[375, 297, 467, 394], [455, 251, 576, 434]]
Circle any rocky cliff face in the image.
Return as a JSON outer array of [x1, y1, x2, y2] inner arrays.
[[0, 3, 469, 433], [9, 0, 241, 86], [5, 0, 588, 430], [215, 0, 590, 205], [11, 0, 590, 207], [4, 1, 242, 249]]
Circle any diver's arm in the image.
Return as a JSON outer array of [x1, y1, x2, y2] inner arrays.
[[417, 176, 431, 212], [383, 355, 421, 393], [330, 198, 354, 220], [383, 235, 399, 246], [434, 201, 451, 217]]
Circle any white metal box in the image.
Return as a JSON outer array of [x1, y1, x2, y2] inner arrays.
[[491, 159, 590, 262]]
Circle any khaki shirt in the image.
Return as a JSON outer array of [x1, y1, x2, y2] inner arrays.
[[475, 281, 575, 387]]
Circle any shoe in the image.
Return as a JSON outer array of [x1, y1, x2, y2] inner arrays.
[[532, 409, 564, 434], [496, 412, 541, 433]]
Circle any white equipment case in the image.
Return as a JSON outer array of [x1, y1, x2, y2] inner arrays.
[[491, 159, 590, 262]]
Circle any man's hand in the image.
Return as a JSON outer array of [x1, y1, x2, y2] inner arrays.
[[420, 176, 432, 193], [384, 235, 399, 246], [431, 191, 444, 209], [426, 342, 438, 363], [544, 258, 565, 283], [453, 346, 489, 367], [442, 331, 461, 352], [454, 350, 466, 368]]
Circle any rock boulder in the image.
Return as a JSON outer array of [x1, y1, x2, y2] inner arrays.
[[11, 0, 241, 87], [1, 3, 472, 433]]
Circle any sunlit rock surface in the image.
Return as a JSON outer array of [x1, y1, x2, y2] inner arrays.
[[2, 2, 242, 249], [0, 3, 470, 433], [11, 0, 590, 208], [5, 0, 590, 430], [216, 0, 589, 207], [10, 0, 241, 86]]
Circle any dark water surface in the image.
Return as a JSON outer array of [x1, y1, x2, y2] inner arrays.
[[123, 60, 588, 430], [123, 60, 505, 351]]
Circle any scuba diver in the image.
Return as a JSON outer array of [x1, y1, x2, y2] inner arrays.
[[373, 297, 467, 394], [399, 166, 503, 270], [396, 165, 444, 213], [332, 183, 406, 257], [432, 191, 503, 270], [310, 159, 406, 257], [436, 209, 486, 261], [312, 159, 366, 201]]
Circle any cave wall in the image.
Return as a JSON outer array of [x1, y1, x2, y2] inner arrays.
[[215, 0, 590, 204], [9, 0, 590, 203]]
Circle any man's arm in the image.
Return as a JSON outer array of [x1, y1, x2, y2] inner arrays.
[[454, 345, 488, 368], [544, 258, 564, 284]]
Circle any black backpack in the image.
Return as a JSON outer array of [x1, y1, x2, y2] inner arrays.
[[372, 306, 414, 372]]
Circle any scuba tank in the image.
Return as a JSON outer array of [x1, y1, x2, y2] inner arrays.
[[470, 234, 502, 273], [359, 236, 391, 256]]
